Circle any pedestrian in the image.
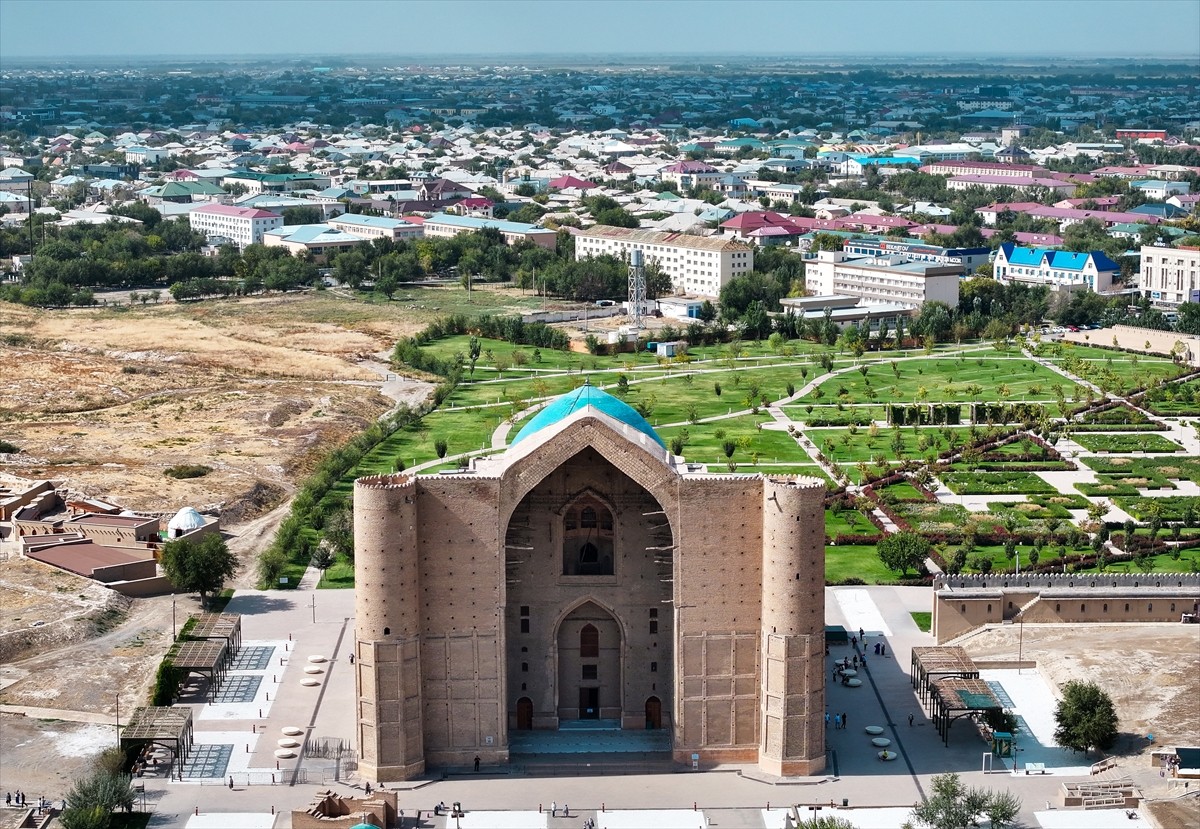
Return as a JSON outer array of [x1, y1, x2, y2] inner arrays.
[[349, 653, 355, 665], [881, 643, 886, 657], [874, 642, 880, 655], [909, 712, 914, 727], [851, 635, 857, 647], [825, 711, 830, 726], [474, 755, 481, 772], [228, 777, 234, 790], [852, 655, 858, 668], [563, 804, 569, 817], [4, 792, 9, 806], [859, 627, 864, 640], [834, 713, 842, 730], [861, 653, 867, 667], [365, 782, 372, 796], [551, 801, 557, 817], [841, 712, 848, 730]]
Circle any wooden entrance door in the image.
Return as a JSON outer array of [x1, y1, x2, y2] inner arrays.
[[516, 697, 533, 730], [645, 696, 662, 729]]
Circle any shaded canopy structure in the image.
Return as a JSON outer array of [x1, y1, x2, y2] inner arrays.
[[911, 646, 1002, 745], [120, 706, 194, 770], [171, 640, 230, 701], [184, 613, 242, 651]]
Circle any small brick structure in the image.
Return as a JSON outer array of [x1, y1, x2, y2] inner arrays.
[[291, 789, 397, 829]]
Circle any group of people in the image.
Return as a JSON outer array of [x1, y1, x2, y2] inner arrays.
[[4, 792, 27, 807], [825, 711, 850, 730]]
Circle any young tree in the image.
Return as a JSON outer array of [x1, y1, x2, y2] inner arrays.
[[903, 772, 1020, 829], [159, 533, 238, 608], [323, 506, 355, 562], [877, 531, 931, 577], [1053, 680, 1119, 754]]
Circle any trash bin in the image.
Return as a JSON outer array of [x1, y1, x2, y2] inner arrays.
[[842, 798, 849, 807]]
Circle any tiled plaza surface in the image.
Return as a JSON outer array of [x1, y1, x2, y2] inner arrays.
[[139, 585, 1154, 829]]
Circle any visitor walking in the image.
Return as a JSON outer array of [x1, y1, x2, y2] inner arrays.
[[474, 755, 481, 772], [841, 712, 848, 730], [834, 713, 842, 730], [909, 713, 914, 727], [551, 801, 557, 817]]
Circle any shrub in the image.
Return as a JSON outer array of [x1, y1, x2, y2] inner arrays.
[[163, 464, 212, 479], [0, 439, 20, 454]]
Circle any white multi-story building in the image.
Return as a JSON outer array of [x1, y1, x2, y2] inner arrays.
[[1140, 245, 1200, 308], [993, 243, 1120, 294], [575, 226, 754, 297], [326, 213, 424, 241], [188, 205, 283, 248], [803, 251, 960, 309]]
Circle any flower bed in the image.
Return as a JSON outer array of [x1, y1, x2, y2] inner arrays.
[[1073, 433, 1184, 454], [941, 471, 1056, 495]]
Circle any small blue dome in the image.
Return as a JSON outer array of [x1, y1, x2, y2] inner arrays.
[[511, 384, 665, 449]]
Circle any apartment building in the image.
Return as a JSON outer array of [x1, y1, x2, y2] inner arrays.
[[575, 226, 754, 297], [804, 250, 960, 309], [188, 204, 283, 248], [1140, 245, 1200, 308], [993, 243, 1120, 294], [842, 238, 992, 275], [326, 213, 424, 241], [421, 213, 557, 249]]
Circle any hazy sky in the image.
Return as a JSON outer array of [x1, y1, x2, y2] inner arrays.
[[1, 0, 1198, 60]]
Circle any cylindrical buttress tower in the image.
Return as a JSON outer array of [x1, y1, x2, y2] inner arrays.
[[354, 474, 425, 781], [758, 475, 826, 777]]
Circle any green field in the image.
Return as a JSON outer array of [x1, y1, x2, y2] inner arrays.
[[796, 356, 1081, 407], [290, 313, 1200, 591]]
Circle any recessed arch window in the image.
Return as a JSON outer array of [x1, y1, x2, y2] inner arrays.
[[580, 623, 599, 658], [563, 497, 615, 576]]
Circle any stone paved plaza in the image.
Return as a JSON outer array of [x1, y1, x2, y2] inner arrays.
[[123, 582, 1153, 829]]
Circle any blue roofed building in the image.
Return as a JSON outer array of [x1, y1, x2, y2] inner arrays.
[[993, 243, 1121, 294], [262, 223, 366, 260], [327, 212, 424, 241]]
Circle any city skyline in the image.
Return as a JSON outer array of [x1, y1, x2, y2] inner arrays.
[[1, 0, 1199, 61]]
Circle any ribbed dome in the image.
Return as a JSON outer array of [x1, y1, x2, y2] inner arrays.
[[167, 506, 205, 532], [511, 384, 665, 449]]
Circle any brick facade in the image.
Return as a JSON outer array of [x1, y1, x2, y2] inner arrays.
[[354, 404, 826, 780]]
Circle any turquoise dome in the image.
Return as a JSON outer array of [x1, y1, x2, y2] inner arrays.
[[511, 384, 665, 449]]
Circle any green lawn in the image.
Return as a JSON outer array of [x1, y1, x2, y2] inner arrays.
[[825, 508, 881, 539], [910, 612, 932, 632], [1040, 342, 1186, 393], [825, 544, 903, 584], [317, 556, 354, 589], [810, 425, 971, 465], [658, 416, 808, 465], [796, 356, 1082, 408]]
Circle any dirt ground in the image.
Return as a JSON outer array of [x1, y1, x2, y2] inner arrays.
[[0, 291, 443, 512], [964, 624, 1200, 752]]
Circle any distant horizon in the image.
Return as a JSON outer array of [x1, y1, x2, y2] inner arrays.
[[1, 0, 1198, 62]]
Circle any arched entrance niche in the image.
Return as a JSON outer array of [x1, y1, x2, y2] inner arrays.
[[645, 696, 662, 730], [556, 601, 622, 722], [516, 697, 533, 730]]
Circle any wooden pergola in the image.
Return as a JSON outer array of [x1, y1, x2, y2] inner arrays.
[[911, 646, 1003, 745], [911, 646, 980, 707], [184, 613, 242, 651], [929, 676, 1003, 745], [171, 640, 230, 702], [120, 706, 194, 770]]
